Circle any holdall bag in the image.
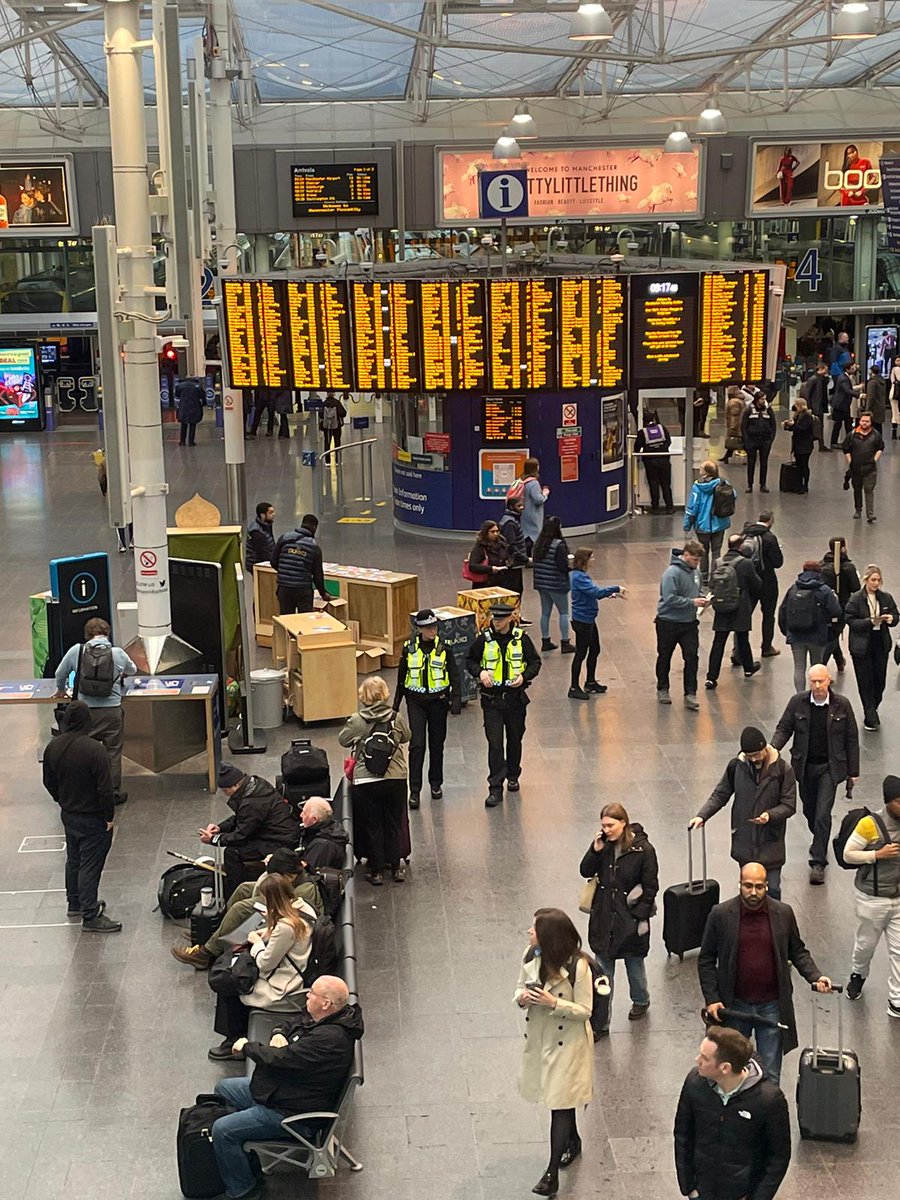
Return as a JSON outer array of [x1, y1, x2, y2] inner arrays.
[[797, 986, 861, 1143], [208, 947, 260, 997], [578, 876, 598, 914], [780, 461, 804, 493], [280, 739, 330, 792], [177, 1094, 235, 1198], [158, 864, 212, 920], [662, 826, 720, 960]]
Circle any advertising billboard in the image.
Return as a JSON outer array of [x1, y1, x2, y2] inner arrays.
[[749, 139, 900, 215], [438, 144, 702, 225], [0, 346, 41, 429], [0, 158, 76, 235], [866, 325, 898, 376]]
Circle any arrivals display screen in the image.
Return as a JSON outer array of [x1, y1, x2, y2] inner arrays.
[[630, 272, 700, 388], [488, 278, 556, 391], [483, 395, 526, 444], [351, 281, 420, 392], [0, 346, 41, 429], [419, 279, 487, 391], [699, 270, 769, 386], [558, 277, 626, 389], [291, 163, 378, 217]]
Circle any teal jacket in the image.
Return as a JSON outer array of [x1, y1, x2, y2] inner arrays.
[[684, 476, 733, 535]]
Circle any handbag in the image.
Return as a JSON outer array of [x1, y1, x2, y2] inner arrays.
[[578, 876, 598, 914], [462, 558, 479, 583], [208, 947, 259, 996], [343, 755, 356, 781]]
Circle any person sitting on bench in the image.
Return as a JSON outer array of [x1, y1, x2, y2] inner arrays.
[[297, 798, 350, 870], [212, 977, 364, 1200], [171, 849, 321, 970]]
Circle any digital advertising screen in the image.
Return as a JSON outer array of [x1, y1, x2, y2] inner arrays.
[[866, 325, 898, 376], [699, 270, 769, 386], [749, 139, 899, 215], [0, 346, 41, 428], [0, 158, 75, 235], [630, 272, 700, 389], [40, 343, 59, 367], [558, 276, 626, 389], [419, 279, 487, 391], [291, 163, 378, 217], [487, 278, 557, 391]]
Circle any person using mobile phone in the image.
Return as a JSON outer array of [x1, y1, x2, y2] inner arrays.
[[843, 563, 899, 732]]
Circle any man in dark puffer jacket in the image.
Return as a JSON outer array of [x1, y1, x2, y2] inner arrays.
[[199, 764, 299, 896]]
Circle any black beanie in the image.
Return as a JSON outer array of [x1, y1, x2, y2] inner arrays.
[[883, 775, 900, 803], [218, 763, 244, 789], [267, 848, 303, 875], [740, 726, 767, 754]]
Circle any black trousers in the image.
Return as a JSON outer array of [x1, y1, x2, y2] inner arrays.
[[655, 618, 699, 695], [571, 619, 600, 688], [62, 813, 112, 920], [277, 585, 314, 615], [250, 400, 275, 434], [800, 762, 838, 868], [794, 451, 811, 491], [405, 694, 449, 793], [852, 640, 890, 721], [179, 421, 197, 445], [323, 427, 342, 452], [643, 461, 673, 510], [760, 578, 779, 653], [482, 696, 527, 790], [214, 991, 250, 1043], [708, 629, 753, 681], [830, 412, 853, 445], [746, 444, 771, 488], [355, 779, 407, 872], [223, 847, 267, 901]]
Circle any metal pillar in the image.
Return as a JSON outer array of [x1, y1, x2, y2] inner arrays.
[[208, 0, 246, 525]]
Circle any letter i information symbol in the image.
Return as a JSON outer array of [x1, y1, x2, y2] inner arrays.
[[479, 168, 529, 219]]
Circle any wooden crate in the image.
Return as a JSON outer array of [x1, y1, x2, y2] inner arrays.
[[322, 564, 418, 667], [456, 587, 521, 632]]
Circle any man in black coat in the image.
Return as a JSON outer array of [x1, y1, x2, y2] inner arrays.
[[43, 701, 122, 932], [674, 1025, 791, 1200], [771, 664, 859, 885], [741, 511, 784, 658], [705, 538, 763, 688], [690, 727, 796, 899], [698, 863, 832, 1084], [245, 501, 276, 572], [297, 797, 350, 870], [199, 764, 299, 896], [213, 977, 363, 1199]]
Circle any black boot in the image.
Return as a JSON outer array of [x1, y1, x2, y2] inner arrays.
[[893, 425, 898, 441], [541, 638, 557, 652], [559, 640, 576, 654], [532, 1172, 559, 1197]]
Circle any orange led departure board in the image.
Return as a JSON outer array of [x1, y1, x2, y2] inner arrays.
[[419, 280, 486, 390], [488, 279, 556, 390], [291, 164, 378, 217], [221, 279, 290, 389], [558, 277, 626, 389], [284, 280, 352, 390], [483, 395, 526, 444], [351, 281, 420, 392], [699, 270, 769, 386]]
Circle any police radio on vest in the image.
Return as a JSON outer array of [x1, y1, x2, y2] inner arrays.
[[823, 162, 881, 192]]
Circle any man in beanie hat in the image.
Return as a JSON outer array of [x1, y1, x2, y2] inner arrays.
[[690, 727, 796, 899], [393, 609, 461, 810], [198, 764, 298, 897], [466, 602, 541, 808], [843, 774, 900, 1013]]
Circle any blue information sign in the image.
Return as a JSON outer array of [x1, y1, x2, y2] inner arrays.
[[49, 553, 113, 649], [478, 168, 529, 220]]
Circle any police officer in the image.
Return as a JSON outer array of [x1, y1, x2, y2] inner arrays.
[[466, 603, 541, 808], [393, 609, 461, 810], [272, 513, 330, 615]]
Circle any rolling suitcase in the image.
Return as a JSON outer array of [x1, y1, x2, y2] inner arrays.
[[189, 844, 226, 946], [662, 826, 720, 960], [797, 986, 861, 1143], [779, 461, 803, 493], [176, 1093, 234, 1198], [281, 739, 330, 793]]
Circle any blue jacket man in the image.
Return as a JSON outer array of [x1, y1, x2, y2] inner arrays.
[[655, 542, 710, 711], [272, 514, 329, 615]]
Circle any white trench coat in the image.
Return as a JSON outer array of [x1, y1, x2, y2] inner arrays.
[[514, 951, 594, 1110]]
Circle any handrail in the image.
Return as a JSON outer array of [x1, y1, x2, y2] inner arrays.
[[319, 438, 377, 502], [319, 437, 378, 465]]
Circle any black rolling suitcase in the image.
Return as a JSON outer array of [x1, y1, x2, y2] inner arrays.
[[663, 827, 720, 959], [797, 986, 861, 1142], [189, 845, 226, 946], [279, 739, 331, 815], [176, 1093, 235, 1197], [779, 461, 803, 493]]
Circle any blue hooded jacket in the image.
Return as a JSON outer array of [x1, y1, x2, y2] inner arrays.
[[684, 476, 733, 535]]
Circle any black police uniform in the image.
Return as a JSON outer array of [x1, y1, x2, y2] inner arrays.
[[393, 629, 461, 806]]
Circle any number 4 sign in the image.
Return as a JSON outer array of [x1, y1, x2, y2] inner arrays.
[[794, 248, 822, 293]]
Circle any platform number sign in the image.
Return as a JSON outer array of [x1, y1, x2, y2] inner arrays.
[[794, 248, 822, 294], [478, 168, 529, 220]]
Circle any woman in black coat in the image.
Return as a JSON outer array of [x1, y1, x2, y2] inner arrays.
[[174, 377, 205, 446], [579, 802, 658, 1036], [467, 520, 515, 592], [844, 563, 900, 731], [783, 398, 816, 493]]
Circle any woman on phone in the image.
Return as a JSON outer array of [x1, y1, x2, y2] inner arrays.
[[515, 907, 593, 1197], [844, 563, 900, 731], [208, 873, 313, 1060], [579, 803, 658, 1036]]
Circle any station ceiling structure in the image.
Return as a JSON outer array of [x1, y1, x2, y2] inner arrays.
[[3, 1, 900, 121]]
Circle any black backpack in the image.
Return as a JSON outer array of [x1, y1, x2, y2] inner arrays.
[[712, 480, 736, 519], [710, 560, 740, 613], [566, 953, 611, 1044], [78, 641, 116, 698], [303, 914, 339, 985], [361, 717, 399, 777], [785, 584, 820, 634], [158, 864, 211, 919], [309, 865, 348, 920], [742, 531, 764, 574], [833, 807, 889, 870]]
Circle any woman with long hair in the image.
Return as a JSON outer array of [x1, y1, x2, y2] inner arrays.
[[515, 907, 593, 1197], [467, 519, 514, 592], [532, 516, 572, 653], [568, 547, 625, 700], [579, 803, 658, 1036], [839, 143, 873, 206], [844, 564, 900, 731], [209, 873, 313, 1060], [783, 396, 816, 493]]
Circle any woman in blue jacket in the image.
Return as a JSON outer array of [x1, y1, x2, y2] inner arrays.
[[684, 460, 734, 587], [569, 547, 626, 700]]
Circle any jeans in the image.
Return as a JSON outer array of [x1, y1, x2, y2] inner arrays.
[[851, 892, 900, 1006], [791, 642, 826, 693], [571, 619, 600, 689], [62, 813, 112, 921], [851, 469, 877, 518], [746, 443, 771, 489], [730, 998, 784, 1084], [405, 694, 449, 793], [707, 629, 752, 682], [655, 618, 699, 696], [696, 530, 724, 588], [538, 590, 570, 641], [800, 762, 838, 868], [764, 866, 782, 901], [595, 955, 649, 1030], [212, 1077, 287, 1199]]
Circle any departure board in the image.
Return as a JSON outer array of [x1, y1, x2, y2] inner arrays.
[[419, 280, 487, 390], [291, 163, 378, 217], [630, 272, 700, 388], [483, 395, 526, 444], [284, 280, 352, 390], [699, 270, 769, 386], [488, 279, 557, 390], [222, 279, 291, 389], [351, 281, 420, 392], [558, 277, 626, 389]]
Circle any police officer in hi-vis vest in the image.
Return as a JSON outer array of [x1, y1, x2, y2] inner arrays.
[[393, 609, 462, 810], [466, 603, 542, 808]]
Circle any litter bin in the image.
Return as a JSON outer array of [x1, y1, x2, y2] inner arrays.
[[250, 668, 285, 730]]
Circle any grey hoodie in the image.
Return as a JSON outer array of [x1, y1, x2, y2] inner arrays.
[[338, 699, 411, 785], [657, 548, 703, 623]]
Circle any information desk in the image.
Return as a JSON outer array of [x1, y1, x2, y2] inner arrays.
[[0, 675, 220, 791]]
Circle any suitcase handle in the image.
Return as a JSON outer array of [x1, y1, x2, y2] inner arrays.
[[810, 985, 844, 1071], [686, 824, 708, 893]]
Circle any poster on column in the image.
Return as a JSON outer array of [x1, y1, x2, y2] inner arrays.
[[479, 448, 530, 500], [601, 394, 625, 472]]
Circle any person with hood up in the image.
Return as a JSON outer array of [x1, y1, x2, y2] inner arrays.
[[705, 534, 762, 689], [740, 394, 777, 493], [844, 563, 900, 731], [689, 727, 797, 901], [777, 560, 843, 693], [579, 802, 658, 1035], [684, 460, 735, 588], [655, 541, 709, 711], [820, 535, 860, 672], [339, 676, 411, 885]]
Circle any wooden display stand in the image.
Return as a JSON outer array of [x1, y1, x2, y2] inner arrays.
[[272, 613, 357, 723], [253, 565, 279, 648], [456, 587, 521, 632]]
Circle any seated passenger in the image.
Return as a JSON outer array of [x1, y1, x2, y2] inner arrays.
[[297, 798, 350, 871], [199, 764, 299, 897], [171, 849, 321, 970], [209, 875, 312, 1061], [211, 977, 364, 1200]]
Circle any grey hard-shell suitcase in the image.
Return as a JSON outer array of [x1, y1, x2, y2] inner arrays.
[[662, 826, 720, 960], [797, 986, 861, 1142]]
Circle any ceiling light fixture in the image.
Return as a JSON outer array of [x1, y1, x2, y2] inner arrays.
[[664, 123, 691, 153], [492, 128, 522, 161], [697, 99, 727, 135], [569, 3, 614, 41], [833, 2, 876, 39], [511, 101, 537, 139]]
